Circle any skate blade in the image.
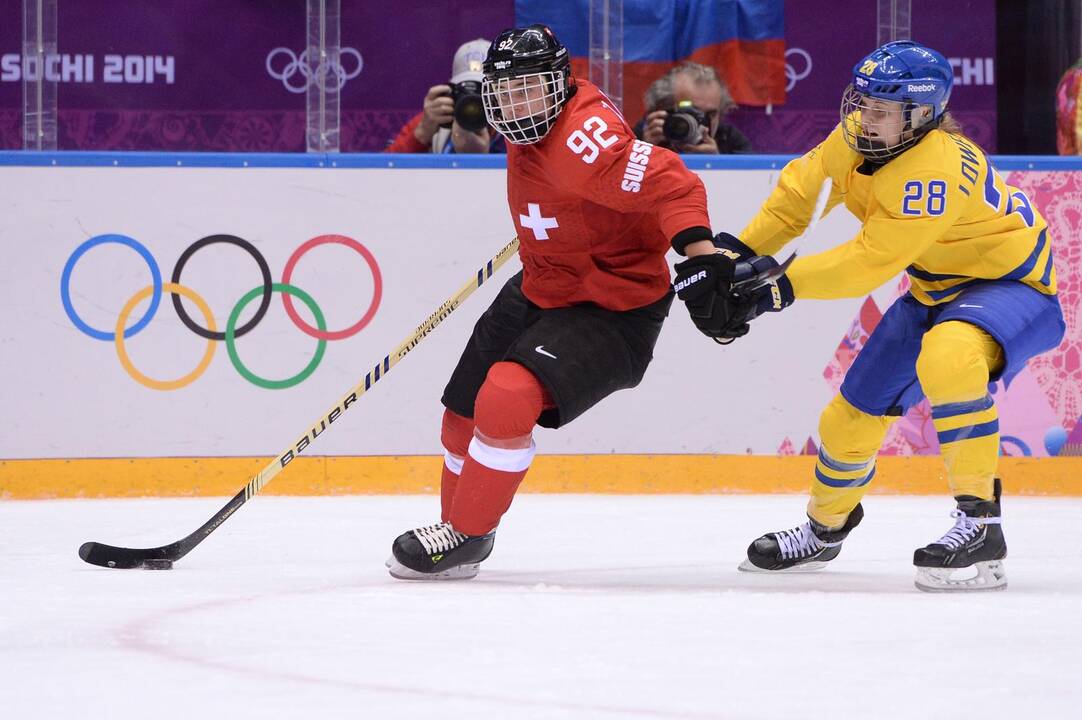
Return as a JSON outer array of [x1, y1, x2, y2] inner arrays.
[[914, 560, 1007, 593], [737, 559, 830, 573], [385, 557, 480, 581]]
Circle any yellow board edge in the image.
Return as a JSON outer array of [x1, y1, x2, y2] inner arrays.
[[2, 455, 1081, 499]]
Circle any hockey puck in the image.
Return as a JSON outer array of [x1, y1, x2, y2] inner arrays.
[[143, 559, 174, 570]]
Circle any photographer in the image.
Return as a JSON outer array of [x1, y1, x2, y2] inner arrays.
[[633, 62, 752, 154], [386, 39, 505, 154]]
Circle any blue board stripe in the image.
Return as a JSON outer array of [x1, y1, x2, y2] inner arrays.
[[2, 151, 1080, 171]]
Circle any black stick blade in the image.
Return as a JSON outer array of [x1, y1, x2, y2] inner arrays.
[[79, 541, 179, 569]]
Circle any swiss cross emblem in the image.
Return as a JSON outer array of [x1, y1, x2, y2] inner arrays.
[[519, 203, 559, 240]]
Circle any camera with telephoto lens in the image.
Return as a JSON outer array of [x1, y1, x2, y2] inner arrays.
[[662, 100, 709, 146], [443, 80, 487, 133]]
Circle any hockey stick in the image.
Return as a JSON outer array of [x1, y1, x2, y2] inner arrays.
[[730, 177, 834, 292], [78, 237, 521, 569]]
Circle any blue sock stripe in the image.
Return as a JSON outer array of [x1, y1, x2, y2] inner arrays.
[[931, 395, 994, 420], [817, 448, 872, 474], [815, 465, 876, 489], [937, 419, 1000, 444]]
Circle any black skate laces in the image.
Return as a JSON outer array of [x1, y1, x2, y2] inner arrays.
[[776, 523, 828, 560], [413, 523, 467, 555], [935, 509, 1002, 550]]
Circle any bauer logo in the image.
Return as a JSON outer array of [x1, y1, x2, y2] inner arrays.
[[674, 270, 707, 293], [279, 392, 358, 467]]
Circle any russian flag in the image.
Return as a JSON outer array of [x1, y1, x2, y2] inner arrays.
[[515, 0, 785, 124]]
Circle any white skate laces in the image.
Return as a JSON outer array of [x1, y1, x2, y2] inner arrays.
[[934, 509, 1001, 550], [413, 523, 467, 555], [775, 523, 832, 560]]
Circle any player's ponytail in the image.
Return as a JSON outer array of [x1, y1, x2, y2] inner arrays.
[[937, 113, 964, 136]]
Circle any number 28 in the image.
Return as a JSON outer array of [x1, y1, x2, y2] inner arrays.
[[566, 116, 618, 164], [902, 180, 947, 216]]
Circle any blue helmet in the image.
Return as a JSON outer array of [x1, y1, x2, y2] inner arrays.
[[840, 41, 954, 162]]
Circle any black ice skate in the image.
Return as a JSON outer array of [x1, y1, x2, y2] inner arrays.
[[386, 522, 495, 581], [913, 479, 1007, 592], [739, 504, 864, 572]]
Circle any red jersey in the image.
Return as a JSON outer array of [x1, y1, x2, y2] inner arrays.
[[507, 80, 711, 311]]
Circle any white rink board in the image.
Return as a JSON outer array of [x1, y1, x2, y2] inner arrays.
[[0, 165, 871, 459]]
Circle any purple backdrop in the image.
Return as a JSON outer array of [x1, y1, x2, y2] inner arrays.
[[0, 1, 515, 151], [730, 0, 997, 152], [0, 1, 996, 152]]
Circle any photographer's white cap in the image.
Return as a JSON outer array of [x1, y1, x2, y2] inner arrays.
[[451, 39, 490, 84]]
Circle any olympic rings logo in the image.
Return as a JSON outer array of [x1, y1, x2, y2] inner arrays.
[[785, 48, 812, 92], [265, 47, 364, 94], [60, 233, 382, 391]]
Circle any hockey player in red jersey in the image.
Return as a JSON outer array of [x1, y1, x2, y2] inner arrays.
[[388, 24, 734, 579]]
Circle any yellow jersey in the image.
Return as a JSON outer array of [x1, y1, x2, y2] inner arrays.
[[739, 124, 1057, 304]]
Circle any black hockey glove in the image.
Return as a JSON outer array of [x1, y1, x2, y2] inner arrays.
[[710, 231, 757, 262], [673, 252, 744, 341], [723, 255, 796, 330]]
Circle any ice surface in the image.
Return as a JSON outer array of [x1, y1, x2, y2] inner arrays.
[[2, 494, 1080, 719]]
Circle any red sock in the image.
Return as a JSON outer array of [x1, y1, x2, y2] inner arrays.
[[439, 409, 474, 522], [450, 434, 536, 535], [448, 362, 551, 535]]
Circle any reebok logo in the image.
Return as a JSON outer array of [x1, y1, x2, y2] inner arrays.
[[907, 83, 936, 93], [674, 270, 707, 293]]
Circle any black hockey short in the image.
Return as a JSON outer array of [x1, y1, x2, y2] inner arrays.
[[442, 271, 674, 429]]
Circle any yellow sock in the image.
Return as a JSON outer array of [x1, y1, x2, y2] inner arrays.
[[916, 321, 1005, 500], [808, 394, 895, 528]]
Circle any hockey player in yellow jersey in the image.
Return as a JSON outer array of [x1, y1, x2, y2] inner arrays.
[[710, 41, 1064, 591]]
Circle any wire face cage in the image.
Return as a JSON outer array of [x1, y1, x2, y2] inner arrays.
[[483, 71, 569, 145]]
